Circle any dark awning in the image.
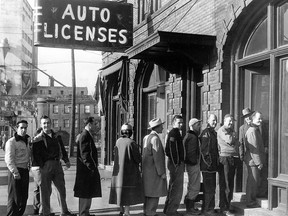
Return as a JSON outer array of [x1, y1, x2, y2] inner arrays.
[[98, 56, 127, 77], [126, 31, 216, 65]]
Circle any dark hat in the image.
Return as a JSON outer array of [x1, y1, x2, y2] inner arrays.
[[241, 108, 254, 118]]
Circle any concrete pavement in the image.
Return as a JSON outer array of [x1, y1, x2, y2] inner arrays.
[[0, 149, 186, 216]]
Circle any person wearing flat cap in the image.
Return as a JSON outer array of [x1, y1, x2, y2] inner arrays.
[[142, 118, 167, 216], [183, 118, 202, 215]]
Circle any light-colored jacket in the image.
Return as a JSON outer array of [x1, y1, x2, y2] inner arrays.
[[244, 125, 265, 166], [142, 131, 167, 197], [5, 136, 30, 177], [217, 125, 239, 157]]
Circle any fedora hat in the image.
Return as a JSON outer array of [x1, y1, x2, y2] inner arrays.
[[148, 118, 165, 130], [241, 108, 254, 118]]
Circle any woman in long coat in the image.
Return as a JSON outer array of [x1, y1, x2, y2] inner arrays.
[[109, 123, 144, 216], [74, 117, 102, 216]]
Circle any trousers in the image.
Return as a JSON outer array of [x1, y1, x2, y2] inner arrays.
[[7, 167, 29, 216], [219, 156, 237, 210], [186, 163, 201, 200], [246, 165, 260, 204], [164, 160, 184, 214], [40, 160, 69, 215], [144, 197, 159, 216], [202, 171, 216, 212], [79, 198, 92, 216]]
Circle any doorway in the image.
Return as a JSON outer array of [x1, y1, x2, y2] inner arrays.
[[240, 59, 270, 196]]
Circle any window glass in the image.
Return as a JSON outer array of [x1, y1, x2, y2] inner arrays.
[[53, 119, 59, 128], [147, 92, 157, 121], [64, 119, 70, 128], [84, 105, 90, 113], [244, 18, 268, 56], [53, 105, 58, 114], [280, 58, 288, 174], [64, 105, 70, 113], [278, 2, 288, 46]]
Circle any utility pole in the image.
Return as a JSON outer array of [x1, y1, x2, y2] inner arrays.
[[69, 49, 76, 157]]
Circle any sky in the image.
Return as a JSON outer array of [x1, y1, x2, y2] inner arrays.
[[28, 0, 102, 95]]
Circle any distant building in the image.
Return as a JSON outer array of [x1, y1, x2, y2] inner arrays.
[[0, 0, 37, 136], [36, 86, 99, 146]]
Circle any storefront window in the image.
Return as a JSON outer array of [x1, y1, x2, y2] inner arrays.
[[278, 2, 288, 46], [147, 92, 157, 121], [244, 18, 267, 56]]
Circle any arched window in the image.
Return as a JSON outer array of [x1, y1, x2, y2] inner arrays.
[[244, 18, 268, 56]]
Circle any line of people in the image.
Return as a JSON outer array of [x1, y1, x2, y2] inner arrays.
[[3, 108, 267, 216], [108, 108, 267, 216]]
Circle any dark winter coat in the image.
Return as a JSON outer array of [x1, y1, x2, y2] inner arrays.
[[109, 136, 144, 206], [184, 130, 200, 165], [199, 127, 219, 172], [165, 128, 184, 167], [74, 129, 102, 198]]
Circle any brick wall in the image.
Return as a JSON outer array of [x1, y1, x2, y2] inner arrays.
[[104, 0, 258, 126]]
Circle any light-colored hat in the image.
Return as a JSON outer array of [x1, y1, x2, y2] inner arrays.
[[148, 118, 165, 130], [241, 108, 254, 118], [189, 118, 201, 126]]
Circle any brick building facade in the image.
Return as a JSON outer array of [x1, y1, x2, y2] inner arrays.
[[99, 0, 288, 213]]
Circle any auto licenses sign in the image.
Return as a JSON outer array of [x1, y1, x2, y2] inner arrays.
[[34, 0, 133, 52]]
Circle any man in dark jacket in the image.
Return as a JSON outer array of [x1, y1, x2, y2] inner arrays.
[[199, 114, 218, 216], [184, 118, 201, 215], [32, 115, 75, 216], [74, 117, 102, 216], [164, 115, 184, 216]]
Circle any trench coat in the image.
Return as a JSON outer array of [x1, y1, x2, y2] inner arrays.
[[142, 131, 167, 197], [109, 136, 144, 206], [74, 129, 102, 198]]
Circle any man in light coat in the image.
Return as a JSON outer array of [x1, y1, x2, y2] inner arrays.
[[244, 111, 265, 208], [143, 118, 167, 216]]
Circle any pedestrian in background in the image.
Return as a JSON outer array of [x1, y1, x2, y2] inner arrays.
[[0, 130, 4, 149], [5, 120, 30, 216], [74, 117, 102, 216], [217, 114, 239, 215], [199, 114, 219, 216], [244, 111, 265, 208], [142, 118, 167, 216], [164, 115, 185, 216], [109, 123, 144, 216], [32, 115, 76, 216], [2, 131, 8, 150], [184, 118, 202, 215]]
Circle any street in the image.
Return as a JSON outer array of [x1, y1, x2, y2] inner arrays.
[[0, 149, 185, 216]]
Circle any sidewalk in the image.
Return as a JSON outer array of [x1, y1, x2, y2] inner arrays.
[[0, 149, 186, 216]]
